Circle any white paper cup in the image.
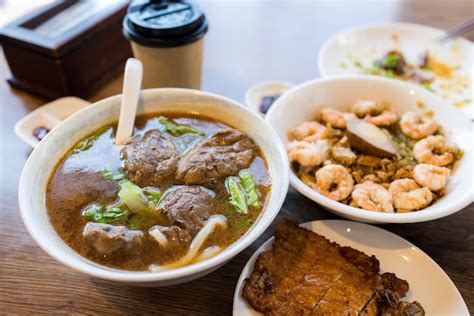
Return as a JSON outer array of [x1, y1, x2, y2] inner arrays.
[[123, 1, 208, 89]]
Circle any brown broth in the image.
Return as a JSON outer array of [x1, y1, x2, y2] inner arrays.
[[46, 113, 271, 271]]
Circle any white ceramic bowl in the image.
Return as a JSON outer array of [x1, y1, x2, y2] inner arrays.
[[18, 88, 289, 286], [266, 75, 473, 224]]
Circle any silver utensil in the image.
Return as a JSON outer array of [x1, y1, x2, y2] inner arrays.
[[436, 18, 474, 44]]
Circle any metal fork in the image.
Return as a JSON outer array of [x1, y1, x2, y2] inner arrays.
[[436, 18, 474, 44]]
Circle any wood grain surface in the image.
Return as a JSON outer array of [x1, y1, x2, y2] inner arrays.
[[1, 0, 473, 315]]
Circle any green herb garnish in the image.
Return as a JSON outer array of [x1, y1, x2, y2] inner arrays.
[[83, 204, 129, 223], [382, 54, 401, 69], [158, 117, 205, 137], [384, 69, 395, 78]]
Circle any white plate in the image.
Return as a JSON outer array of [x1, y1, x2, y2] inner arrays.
[[233, 220, 468, 315], [14, 96, 90, 148], [318, 22, 474, 118]]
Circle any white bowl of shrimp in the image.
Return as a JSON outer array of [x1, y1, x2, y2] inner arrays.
[[266, 75, 473, 223]]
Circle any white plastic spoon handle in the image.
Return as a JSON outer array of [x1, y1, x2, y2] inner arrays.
[[115, 58, 143, 145]]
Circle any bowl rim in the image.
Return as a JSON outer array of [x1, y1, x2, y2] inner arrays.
[[266, 75, 474, 223], [18, 88, 289, 282], [317, 21, 474, 78]]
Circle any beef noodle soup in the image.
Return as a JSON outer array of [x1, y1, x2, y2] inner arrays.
[[46, 113, 271, 271]]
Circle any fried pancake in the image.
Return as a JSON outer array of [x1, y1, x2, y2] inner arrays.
[[242, 220, 424, 316]]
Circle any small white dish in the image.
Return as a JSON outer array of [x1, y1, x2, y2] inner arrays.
[[14, 96, 90, 147], [265, 75, 474, 223], [244, 81, 294, 116], [18, 88, 289, 286], [318, 22, 474, 118], [233, 220, 469, 316]]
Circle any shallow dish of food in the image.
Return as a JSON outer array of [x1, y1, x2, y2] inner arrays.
[[318, 22, 473, 118], [266, 75, 473, 223], [19, 88, 289, 286], [233, 219, 468, 315]]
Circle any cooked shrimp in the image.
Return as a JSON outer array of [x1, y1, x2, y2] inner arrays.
[[389, 179, 433, 211], [286, 140, 329, 167], [351, 181, 394, 212], [351, 99, 385, 117], [413, 135, 459, 166], [413, 164, 450, 191], [315, 164, 354, 201], [399, 112, 437, 140], [365, 111, 398, 126], [320, 108, 356, 129], [288, 121, 328, 142]]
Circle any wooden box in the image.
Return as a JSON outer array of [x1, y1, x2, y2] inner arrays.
[[0, 0, 132, 99]]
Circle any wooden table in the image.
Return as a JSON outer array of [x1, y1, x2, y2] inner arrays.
[[1, 0, 473, 314]]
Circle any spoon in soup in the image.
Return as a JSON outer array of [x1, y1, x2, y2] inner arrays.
[[115, 58, 143, 145]]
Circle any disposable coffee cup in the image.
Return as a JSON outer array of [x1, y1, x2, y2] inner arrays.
[[123, 0, 208, 89]]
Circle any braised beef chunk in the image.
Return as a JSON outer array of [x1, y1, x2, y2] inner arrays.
[[83, 223, 143, 255], [158, 186, 215, 235], [242, 220, 424, 316], [121, 130, 179, 186], [176, 128, 256, 185]]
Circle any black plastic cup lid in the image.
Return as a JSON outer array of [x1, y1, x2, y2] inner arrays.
[[123, 0, 208, 48]]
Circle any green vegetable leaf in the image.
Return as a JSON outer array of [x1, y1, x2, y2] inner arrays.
[[118, 181, 150, 213], [225, 176, 248, 214], [239, 171, 260, 208], [83, 204, 129, 223], [102, 167, 126, 181], [144, 187, 162, 208], [158, 117, 205, 137]]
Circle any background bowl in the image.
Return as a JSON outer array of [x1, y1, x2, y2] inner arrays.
[[265, 75, 473, 224], [317, 22, 474, 118], [18, 88, 289, 286]]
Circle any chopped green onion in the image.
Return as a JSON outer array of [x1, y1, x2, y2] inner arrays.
[[239, 171, 260, 208], [83, 204, 129, 223], [73, 127, 110, 154], [158, 117, 205, 137], [225, 176, 248, 214], [144, 187, 162, 208], [102, 167, 126, 181]]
